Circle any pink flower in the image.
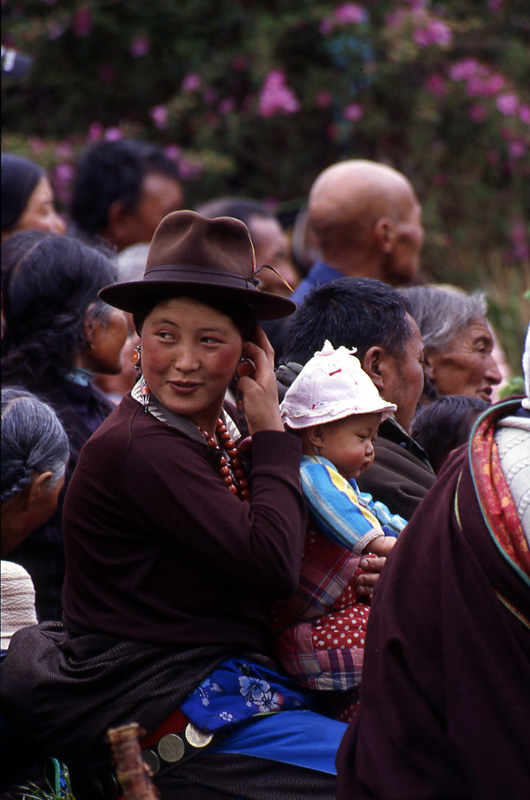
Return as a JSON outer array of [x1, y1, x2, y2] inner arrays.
[[53, 163, 75, 204], [315, 90, 333, 108], [413, 19, 452, 47], [104, 128, 123, 142], [384, 10, 407, 30], [496, 92, 519, 115], [55, 142, 74, 159], [258, 70, 301, 118], [130, 35, 151, 57], [469, 104, 488, 123], [150, 105, 169, 130], [425, 73, 446, 98], [182, 73, 202, 92], [319, 18, 334, 35], [28, 136, 46, 154], [343, 102, 363, 121], [334, 3, 367, 25], [507, 140, 526, 159], [178, 157, 203, 180], [449, 58, 482, 81], [72, 7, 93, 38], [87, 122, 104, 142], [164, 144, 182, 161], [218, 97, 236, 115], [519, 105, 530, 124], [488, 0, 503, 10]]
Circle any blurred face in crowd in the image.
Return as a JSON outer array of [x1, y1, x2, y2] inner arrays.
[[250, 215, 299, 296], [82, 308, 129, 375], [426, 319, 502, 402], [112, 171, 184, 251], [385, 191, 424, 285], [5, 175, 66, 239]]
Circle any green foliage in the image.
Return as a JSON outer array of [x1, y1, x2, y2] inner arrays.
[[2, 0, 529, 367]]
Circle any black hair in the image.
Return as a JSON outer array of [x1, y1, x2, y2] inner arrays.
[[70, 138, 180, 235], [1, 154, 44, 232], [133, 293, 256, 343], [283, 277, 414, 366], [411, 394, 489, 473], [1, 387, 70, 503], [1, 232, 118, 386]]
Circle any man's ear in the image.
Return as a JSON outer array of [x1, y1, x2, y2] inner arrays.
[[25, 472, 54, 510], [373, 218, 396, 254], [362, 346, 386, 393], [307, 425, 325, 447]]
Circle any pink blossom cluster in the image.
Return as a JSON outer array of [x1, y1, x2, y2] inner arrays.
[[449, 58, 530, 137], [343, 103, 363, 121], [449, 59, 506, 98], [150, 105, 169, 130], [258, 70, 301, 118], [413, 18, 452, 47], [182, 73, 202, 92], [320, 3, 367, 35], [386, 7, 452, 48]]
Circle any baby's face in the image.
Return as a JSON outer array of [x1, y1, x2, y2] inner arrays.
[[316, 412, 382, 481]]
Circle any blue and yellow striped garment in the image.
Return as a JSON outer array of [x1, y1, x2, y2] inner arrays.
[[300, 455, 407, 555]]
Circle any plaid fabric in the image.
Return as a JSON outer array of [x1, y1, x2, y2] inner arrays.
[[274, 528, 368, 699]]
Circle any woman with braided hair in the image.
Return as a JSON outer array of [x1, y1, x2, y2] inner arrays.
[[1, 232, 127, 620], [1, 387, 69, 560]]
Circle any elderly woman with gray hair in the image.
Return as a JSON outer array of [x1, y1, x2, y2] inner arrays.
[[401, 285, 502, 403]]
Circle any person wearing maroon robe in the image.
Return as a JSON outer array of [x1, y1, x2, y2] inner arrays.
[[336, 397, 530, 800]]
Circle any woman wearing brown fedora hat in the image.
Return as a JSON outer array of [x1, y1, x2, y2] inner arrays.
[[1, 211, 345, 798]]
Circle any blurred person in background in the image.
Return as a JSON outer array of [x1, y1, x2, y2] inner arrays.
[[1, 232, 126, 621], [70, 137, 184, 252], [197, 197, 300, 296], [1, 388, 70, 794], [1, 153, 66, 241]]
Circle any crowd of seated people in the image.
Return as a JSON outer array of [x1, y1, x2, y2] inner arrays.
[[1, 146, 527, 800]]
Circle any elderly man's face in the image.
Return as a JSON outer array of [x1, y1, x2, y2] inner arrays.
[[383, 316, 425, 433], [427, 319, 501, 402], [386, 196, 424, 285]]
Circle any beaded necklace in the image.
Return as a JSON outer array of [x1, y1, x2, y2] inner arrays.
[[197, 420, 250, 501]]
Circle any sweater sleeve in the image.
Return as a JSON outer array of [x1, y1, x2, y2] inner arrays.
[[300, 457, 384, 555], [120, 426, 306, 599]]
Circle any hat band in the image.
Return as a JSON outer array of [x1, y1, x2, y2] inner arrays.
[[143, 264, 260, 291]]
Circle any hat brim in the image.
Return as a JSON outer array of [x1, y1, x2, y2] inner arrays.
[[99, 278, 296, 321]]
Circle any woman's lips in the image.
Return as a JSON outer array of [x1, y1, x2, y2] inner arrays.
[[169, 381, 201, 395]]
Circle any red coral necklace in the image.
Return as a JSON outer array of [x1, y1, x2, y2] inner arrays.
[[197, 420, 250, 501]]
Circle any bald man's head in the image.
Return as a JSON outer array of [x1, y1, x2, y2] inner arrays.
[[308, 159, 424, 284]]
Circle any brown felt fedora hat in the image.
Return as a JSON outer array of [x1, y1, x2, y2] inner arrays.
[[99, 210, 296, 321]]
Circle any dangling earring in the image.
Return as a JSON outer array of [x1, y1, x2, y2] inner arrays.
[[139, 373, 150, 412], [131, 344, 142, 370]]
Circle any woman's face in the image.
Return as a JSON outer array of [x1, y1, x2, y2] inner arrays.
[[10, 176, 66, 237], [427, 318, 502, 402], [141, 297, 244, 433], [85, 309, 128, 375]]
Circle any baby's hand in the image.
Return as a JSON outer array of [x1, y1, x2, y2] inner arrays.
[[366, 535, 396, 557]]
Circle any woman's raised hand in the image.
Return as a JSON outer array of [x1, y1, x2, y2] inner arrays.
[[236, 326, 285, 434]]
